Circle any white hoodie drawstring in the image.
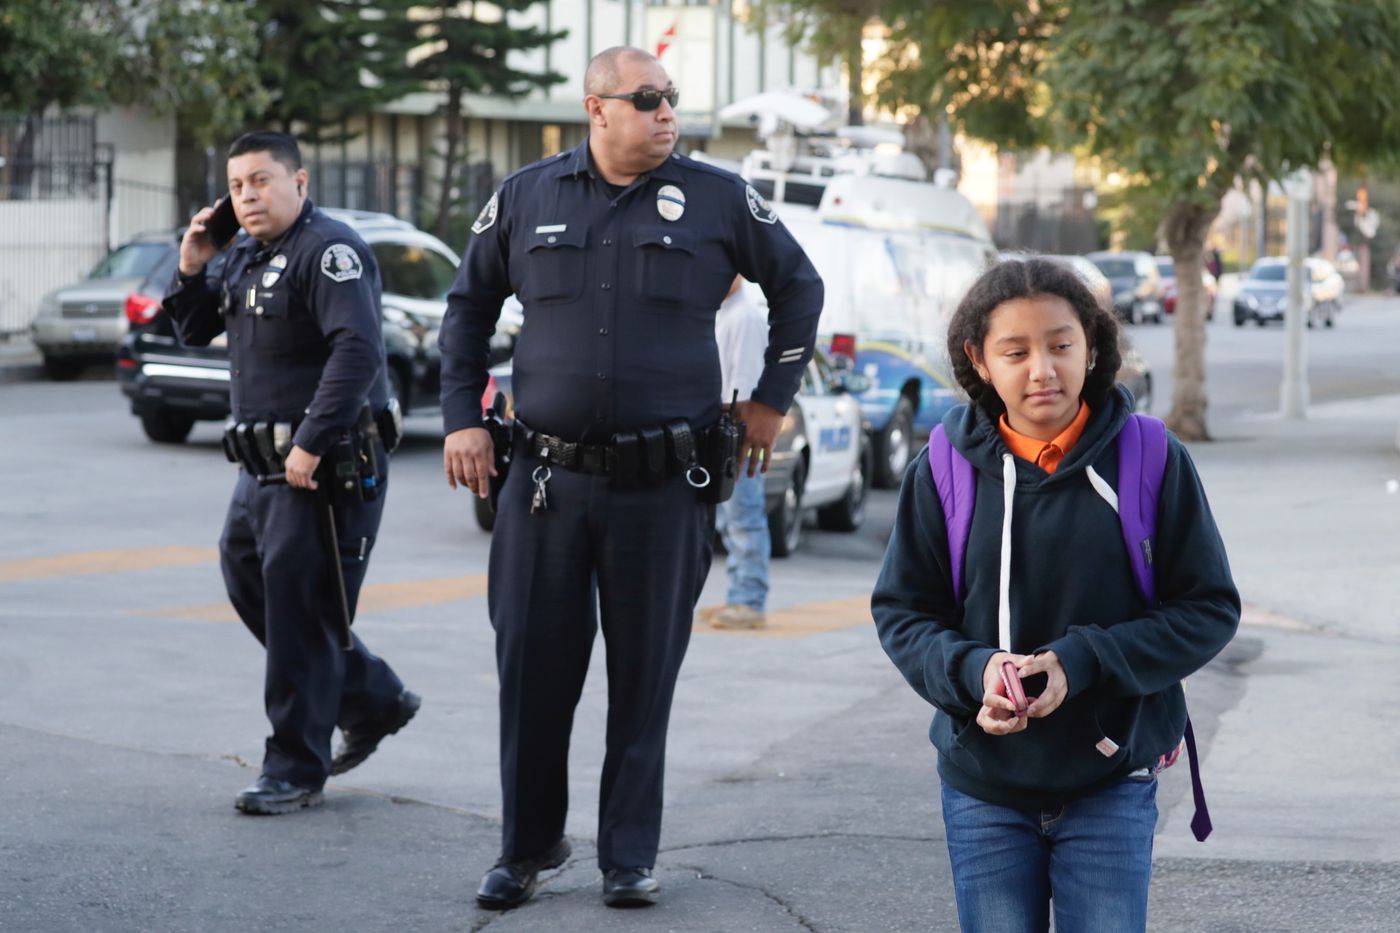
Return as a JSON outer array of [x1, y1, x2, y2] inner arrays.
[[996, 459, 1120, 655], [998, 453, 1015, 651]]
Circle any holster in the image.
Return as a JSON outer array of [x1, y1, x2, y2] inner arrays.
[[375, 398, 403, 453], [482, 392, 512, 510], [697, 408, 745, 504]]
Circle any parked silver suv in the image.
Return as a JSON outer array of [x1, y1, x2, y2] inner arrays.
[[29, 233, 177, 379]]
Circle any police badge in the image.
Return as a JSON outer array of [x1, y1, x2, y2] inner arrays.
[[262, 253, 289, 288], [472, 192, 499, 234], [320, 243, 363, 283]]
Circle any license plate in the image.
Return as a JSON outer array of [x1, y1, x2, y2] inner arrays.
[[71, 326, 98, 342]]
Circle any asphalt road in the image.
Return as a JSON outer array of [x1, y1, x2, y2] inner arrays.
[[2, 292, 1399, 931]]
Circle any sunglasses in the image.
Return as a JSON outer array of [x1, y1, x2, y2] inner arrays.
[[598, 87, 679, 112]]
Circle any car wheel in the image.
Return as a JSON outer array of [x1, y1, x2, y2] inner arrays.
[[872, 395, 915, 489], [140, 408, 195, 444], [473, 493, 496, 532], [1256, 317, 1267, 328], [1233, 308, 1247, 327], [817, 441, 870, 532], [43, 356, 82, 381], [768, 461, 804, 558]]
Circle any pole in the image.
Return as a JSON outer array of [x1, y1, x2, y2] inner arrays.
[[1280, 173, 1311, 419]]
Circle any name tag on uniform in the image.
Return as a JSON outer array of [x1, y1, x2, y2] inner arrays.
[[535, 224, 567, 234]]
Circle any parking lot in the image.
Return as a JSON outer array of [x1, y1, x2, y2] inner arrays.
[[3, 293, 1400, 930]]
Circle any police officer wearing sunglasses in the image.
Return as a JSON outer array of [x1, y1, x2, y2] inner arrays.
[[439, 46, 823, 910]]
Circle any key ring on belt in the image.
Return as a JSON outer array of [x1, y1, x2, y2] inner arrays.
[[685, 464, 711, 489]]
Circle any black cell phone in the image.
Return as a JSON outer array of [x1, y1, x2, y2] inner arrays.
[[204, 196, 240, 249]]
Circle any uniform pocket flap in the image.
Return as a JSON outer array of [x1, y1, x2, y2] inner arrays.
[[528, 226, 587, 251], [632, 227, 695, 253]]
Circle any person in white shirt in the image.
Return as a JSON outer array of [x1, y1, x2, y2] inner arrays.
[[704, 275, 772, 629]]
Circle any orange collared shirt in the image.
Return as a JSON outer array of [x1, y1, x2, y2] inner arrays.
[[997, 402, 1092, 474]]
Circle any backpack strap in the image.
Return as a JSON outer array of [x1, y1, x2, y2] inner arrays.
[[927, 424, 977, 604], [1118, 413, 1213, 841], [1115, 413, 1169, 605]]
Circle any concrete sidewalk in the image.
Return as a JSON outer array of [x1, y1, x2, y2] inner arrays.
[[0, 335, 42, 383], [3, 393, 1399, 931]]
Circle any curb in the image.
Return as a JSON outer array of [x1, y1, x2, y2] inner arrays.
[[0, 342, 44, 385]]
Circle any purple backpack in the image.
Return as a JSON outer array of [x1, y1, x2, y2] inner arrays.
[[928, 414, 1212, 841]]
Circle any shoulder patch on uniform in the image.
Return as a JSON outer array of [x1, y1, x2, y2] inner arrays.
[[320, 243, 364, 283], [746, 184, 778, 224], [471, 192, 499, 235]]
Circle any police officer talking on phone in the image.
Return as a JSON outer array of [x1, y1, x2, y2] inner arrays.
[[164, 131, 420, 815], [439, 47, 823, 910]]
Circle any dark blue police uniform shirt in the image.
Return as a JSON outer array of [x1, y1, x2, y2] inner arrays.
[[163, 200, 390, 456], [439, 138, 824, 442]]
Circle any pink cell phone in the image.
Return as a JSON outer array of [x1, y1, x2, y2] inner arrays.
[[1000, 660, 1028, 715]]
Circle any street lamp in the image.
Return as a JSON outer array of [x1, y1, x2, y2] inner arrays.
[[1280, 168, 1311, 419]]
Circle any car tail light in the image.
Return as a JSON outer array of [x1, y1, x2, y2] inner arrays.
[[125, 292, 161, 325], [480, 374, 499, 411], [117, 356, 138, 369], [830, 332, 857, 360]]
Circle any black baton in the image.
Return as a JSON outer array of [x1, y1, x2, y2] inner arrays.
[[257, 471, 355, 651]]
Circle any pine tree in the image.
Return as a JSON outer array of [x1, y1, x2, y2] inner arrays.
[[388, 1, 565, 240]]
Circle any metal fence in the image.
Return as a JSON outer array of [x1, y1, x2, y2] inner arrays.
[[1, 115, 110, 336], [0, 116, 181, 337], [992, 188, 1101, 256]]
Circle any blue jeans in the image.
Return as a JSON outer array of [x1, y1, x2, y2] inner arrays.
[[940, 776, 1158, 933], [714, 470, 769, 611]]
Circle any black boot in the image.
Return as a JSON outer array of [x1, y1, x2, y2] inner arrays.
[[602, 867, 660, 907], [234, 775, 323, 815], [330, 689, 421, 776], [475, 838, 572, 910]]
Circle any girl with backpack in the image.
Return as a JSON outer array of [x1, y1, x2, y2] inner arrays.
[[872, 258, 1239, 932]]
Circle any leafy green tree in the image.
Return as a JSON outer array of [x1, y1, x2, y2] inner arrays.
[[1048, 0, 1400, 439], [116, 0, 269, 146], [875, 0, 1063, 150], [0, 1, 266, 178], [871, 0, 1400, 439], [388, 0, 564, 240], [762, 0, 881, 125]]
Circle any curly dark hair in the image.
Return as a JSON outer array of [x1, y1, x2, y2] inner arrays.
[[946, 257, 1122, 416]]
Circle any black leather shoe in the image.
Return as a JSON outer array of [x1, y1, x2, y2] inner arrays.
[[234, 775, 323, 815], [475, 837, 571, 910], [330, 689, 421, 776], [602, 867, 660, 907]]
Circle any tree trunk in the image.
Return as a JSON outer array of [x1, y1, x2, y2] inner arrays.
[[1162, 199, 1222, 441], [845, 29, 864, 126], [435, 81, 463, 242]]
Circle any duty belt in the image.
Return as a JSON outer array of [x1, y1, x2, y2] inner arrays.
[[516, 419, 711, 490]]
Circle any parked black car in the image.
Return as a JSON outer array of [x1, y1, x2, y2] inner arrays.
[[1086, 250, 1165, 325], [117, 210, 519, 443]]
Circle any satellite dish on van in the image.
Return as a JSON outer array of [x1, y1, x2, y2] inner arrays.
[[836, 126, 906, 149], [719, 92, 833, 132]]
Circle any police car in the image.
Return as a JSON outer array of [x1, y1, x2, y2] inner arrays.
[[116, 210, 520, 443], [474, 347, 870, 558]]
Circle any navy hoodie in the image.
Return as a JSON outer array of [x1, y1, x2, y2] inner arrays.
[[872, 387, 1240, 811]]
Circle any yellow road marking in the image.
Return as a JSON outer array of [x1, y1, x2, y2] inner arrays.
[[142, 574, 490, 622], [0, 547, 219, 583], [694, 595, 872, 639]]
